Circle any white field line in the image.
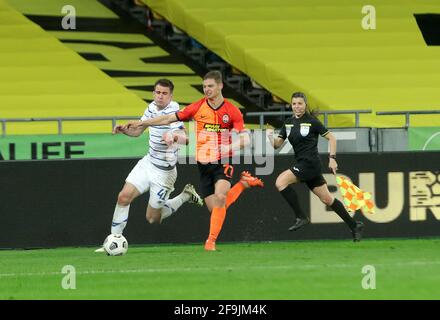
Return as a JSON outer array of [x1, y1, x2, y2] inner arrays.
[[1, 260, 440, 278]]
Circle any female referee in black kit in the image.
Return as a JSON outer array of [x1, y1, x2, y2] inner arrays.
[[267, 92, 364, 242]]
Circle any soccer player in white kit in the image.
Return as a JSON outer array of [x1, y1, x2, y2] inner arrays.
[[99, 79, 203, 247]]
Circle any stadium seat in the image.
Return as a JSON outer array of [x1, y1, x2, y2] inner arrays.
[[0, 0, 146, 135], [140, 0, 440, 127]]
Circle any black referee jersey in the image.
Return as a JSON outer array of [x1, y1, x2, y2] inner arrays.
[[278, 113, 330, 181]]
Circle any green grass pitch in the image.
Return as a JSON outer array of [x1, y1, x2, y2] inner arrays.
[[1, 238, 440, 300]]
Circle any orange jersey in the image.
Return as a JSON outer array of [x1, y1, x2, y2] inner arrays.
[[176, 98, 245, 163]]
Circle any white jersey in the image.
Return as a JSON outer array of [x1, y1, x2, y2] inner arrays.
[[141, 101, 183, 168]]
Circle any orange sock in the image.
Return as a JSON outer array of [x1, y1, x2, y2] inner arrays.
[[208, 207, 227, 242], [225, 182, 246, 209]]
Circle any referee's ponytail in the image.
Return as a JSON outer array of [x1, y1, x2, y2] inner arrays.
[[291, 92, 319, 118]]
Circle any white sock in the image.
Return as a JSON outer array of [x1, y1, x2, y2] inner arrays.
[[160, 192, 190, 222], [111, 204, 130, 234]]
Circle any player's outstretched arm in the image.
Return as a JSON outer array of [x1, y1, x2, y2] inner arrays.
[[128, 113, 178, 131], [113, 120, 145, 137]]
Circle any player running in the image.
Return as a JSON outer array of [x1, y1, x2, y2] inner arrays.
[[122, 71, 264, 251], [96, 79, 203, 252]]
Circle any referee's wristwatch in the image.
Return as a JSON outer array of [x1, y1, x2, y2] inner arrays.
[[329, 154, 337, 160]]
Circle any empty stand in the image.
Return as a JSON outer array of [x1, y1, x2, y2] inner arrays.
[[0, 0, 146, 134], [141, 0, 440, 127]]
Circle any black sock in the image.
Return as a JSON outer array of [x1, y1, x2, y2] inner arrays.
[[279, 186, 307, 219], [331, 198, 357, 229]]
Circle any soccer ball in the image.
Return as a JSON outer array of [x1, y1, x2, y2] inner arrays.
[[103, 234, 128, 256]]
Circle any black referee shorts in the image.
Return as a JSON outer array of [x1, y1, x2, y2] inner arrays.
[[197, 161, 234, 198], [289, 160, 327, 190]]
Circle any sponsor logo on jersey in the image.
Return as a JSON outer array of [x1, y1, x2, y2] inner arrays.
[[203, 124, 227, 132]]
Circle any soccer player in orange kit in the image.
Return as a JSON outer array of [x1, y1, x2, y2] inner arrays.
[[120, 71, 264, 251]]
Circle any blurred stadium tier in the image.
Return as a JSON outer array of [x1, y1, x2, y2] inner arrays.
[[0, 0, 146, 135], [141, 0, 440, 127], [2, 0, 440, 131], [2, 0, 260, 135]]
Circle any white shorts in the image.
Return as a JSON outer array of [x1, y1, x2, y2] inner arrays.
[[125, 156, 177, 209]]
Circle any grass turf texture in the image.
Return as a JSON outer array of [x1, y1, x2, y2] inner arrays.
[[1, 238, 439, 299]]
